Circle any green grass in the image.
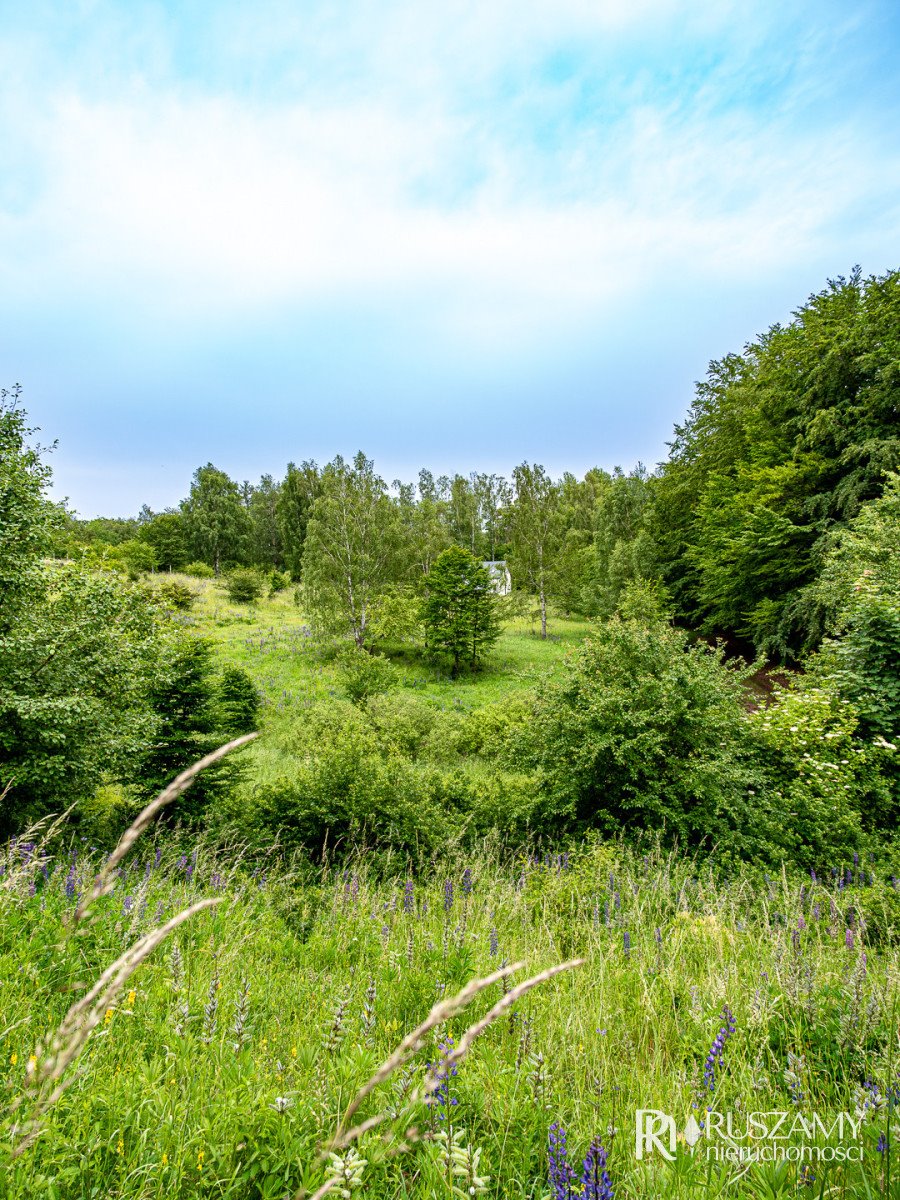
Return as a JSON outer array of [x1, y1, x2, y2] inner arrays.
[[159, 574, 592, 712], [3, 838, 899, 1198]]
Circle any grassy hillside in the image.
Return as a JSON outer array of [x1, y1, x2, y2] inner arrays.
[[3, 834, 897, 1199]]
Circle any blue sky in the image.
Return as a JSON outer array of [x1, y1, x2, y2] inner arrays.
[[2, 0, 899, 516]]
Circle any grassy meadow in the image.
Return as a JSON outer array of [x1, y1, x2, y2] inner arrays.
[[2, 580, 899, 1199], [4, 828, 900, 1199]]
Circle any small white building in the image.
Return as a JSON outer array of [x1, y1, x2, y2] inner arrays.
[[482, 560, 512, 595]]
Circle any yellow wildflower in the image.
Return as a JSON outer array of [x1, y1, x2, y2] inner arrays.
[[9, 1052, 17, 1066], [104, 1008, 114, 1025], [291, 1045, 297, 1059], [162, 1153, 168, 1167], [117, 1138, 124, 1156], [126, 989, 136, 1007], [197, 1149, 205, 1171]]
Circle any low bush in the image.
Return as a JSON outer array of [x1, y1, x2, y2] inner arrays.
[[183, 560, 215, 578], [224, 568, 264, 604]]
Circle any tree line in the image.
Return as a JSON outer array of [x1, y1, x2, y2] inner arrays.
[[56, 265, 900, 662]]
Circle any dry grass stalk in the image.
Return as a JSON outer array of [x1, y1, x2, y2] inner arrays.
[[7, 738, 255, 1158], [74, 732, 257, 922], [331, 961, 524, 1146], [12, 898, 223, 1157], [442, 957, 584, 1072], [1, 804, 77, 896], [306, 1181, 338, 1200], [293, 957, 582, 1198]]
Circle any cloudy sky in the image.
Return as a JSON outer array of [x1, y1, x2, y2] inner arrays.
[[3, 0, 899, 516]]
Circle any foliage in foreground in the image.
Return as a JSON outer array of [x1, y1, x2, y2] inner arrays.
[[4, 837, 900, 1198]]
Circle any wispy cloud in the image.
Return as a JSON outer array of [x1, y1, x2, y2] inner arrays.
[[2, 0, 899, 512]]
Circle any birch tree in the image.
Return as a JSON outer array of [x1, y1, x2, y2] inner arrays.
[[301, 453, 402, 646], [509, 462, 560, 639]]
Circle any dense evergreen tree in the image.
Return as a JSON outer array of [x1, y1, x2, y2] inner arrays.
[[420, 546, 502, 673]]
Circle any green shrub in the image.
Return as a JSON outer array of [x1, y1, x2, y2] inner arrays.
[[269, 569, 291, 594], [365, 692, 438, 758], [157, 579, 197, 610], [184, 560, 215, 578], [522, 600, 768, 853], [334, 644, 398, 704], [225, 568, 264, 604]]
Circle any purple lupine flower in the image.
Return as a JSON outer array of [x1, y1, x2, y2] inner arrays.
[[154, 847, 162, 869], [846, 928, 855, 949], [490, 927, 499, 958], [702, 1004, 736, 1092], [443, 878, 454, 913], [655, 928, 662, 946], [810, 868, 817, 884], [123, 895, 134, 914], [812, 902, 821, 920], [186, 848, 197, 883], [426, 1037, 459, 1122], [581, 1137, 613, 1199], [176, 855, 188, 870], [613, 891, 620, 911], [877, 1133, 887, 1156], [64, 864, 77, 902], [603, 902, 610, 925], [623, 931, 631, 958], [548, 1124, 576, 1199], [403, 879, 414, 913], [211, 872, 223, 890], [461, 867, 472, 897]]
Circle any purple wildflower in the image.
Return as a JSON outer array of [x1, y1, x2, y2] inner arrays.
[[877, 1132, 887, 1156], [548, 1124, 576, 1200], [403, 879, 414, 913], [461, 867, 472, 897], [490, 927, 499, 958], [623, 931, 631, 958], [64, 864, 77, 902], [443, 878, 453, 913], [426, 1037, 459, 1122], [581, 1137, 614, 1200], [702, 1004, 736, 1092]]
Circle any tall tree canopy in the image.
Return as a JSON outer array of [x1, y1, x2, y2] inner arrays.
[[653, 267, 900, 659], [181, 463, 249, 574]]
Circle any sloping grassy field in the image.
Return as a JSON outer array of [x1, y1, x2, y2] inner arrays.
[[2, 836, 898, 1199]]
